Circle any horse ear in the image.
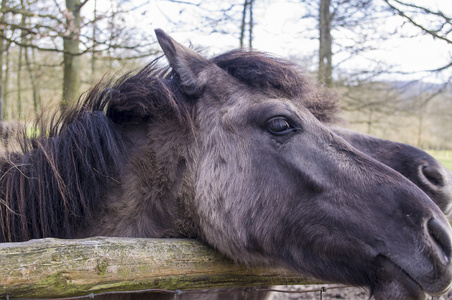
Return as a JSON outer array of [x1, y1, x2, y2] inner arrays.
[[155, 29, 210, 97]]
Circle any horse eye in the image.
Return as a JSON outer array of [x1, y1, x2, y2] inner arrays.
[[267, 117, 293, 135]]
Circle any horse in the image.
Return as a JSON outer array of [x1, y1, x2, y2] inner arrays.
[[332, 127, 452, 217], [0, 29, 451, 300]]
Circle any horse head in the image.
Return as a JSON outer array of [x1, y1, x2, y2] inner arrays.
[[333, 127, 452, 217], [150, 30, 452, 299]]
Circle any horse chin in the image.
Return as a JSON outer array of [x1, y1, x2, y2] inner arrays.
[[372, 280, 425, 300], [372, 255, 449, 300]]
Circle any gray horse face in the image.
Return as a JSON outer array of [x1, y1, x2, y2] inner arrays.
[[156, 29, 452, 299], [333, 127, 452, 217]]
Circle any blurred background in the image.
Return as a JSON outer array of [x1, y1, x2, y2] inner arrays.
[[0, 0, 451, 162]]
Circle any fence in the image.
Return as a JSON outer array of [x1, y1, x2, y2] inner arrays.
[[3, 238, 451, 299], [0, 237, 324, 299]]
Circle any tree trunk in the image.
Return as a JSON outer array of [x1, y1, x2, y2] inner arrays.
[[17, 42, 23, 119], [248, 0, 254, 48], [239, 0, 248, 48], [3, 41, 10, 120], [62, 0, 82, 109], [239, 0, 254, 48], [0, 237, 314, 298], [367, 109, 373, 135], [417, 113, 424, 148], [25, 46, 41, 117], [16, 0, 28, 119], [0, 0, 6, 120], [318, 0, 333, 87], [91, 0, 97, 83]]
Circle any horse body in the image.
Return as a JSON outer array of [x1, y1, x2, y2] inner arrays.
[[1, 29, 452, 299]]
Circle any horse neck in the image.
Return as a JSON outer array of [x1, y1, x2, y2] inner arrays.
[[0, 112, 126, 242], [85, 121, 198, 239]]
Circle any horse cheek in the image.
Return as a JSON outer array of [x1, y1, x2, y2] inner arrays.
[[192, 148, 251, 259]]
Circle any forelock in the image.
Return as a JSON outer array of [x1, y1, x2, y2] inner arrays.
[[212, 50, 308, 98], [211, 50, 341, 123]]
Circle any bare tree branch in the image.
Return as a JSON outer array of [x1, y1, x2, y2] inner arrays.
[[383, 0, 452, 44], [77, 0, 90, 11]]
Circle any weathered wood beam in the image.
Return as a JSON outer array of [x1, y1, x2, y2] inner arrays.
[[0, 237, 317, 298]]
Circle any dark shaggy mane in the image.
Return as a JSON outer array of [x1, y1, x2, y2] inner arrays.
[[0, 59, 192, 242], [212, 49, 341, 123], [0, 50, 340, 242], [0, 110, 126, 242]]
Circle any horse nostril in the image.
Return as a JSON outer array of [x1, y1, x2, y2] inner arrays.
[[421, 164, 445, 188], [428, 218, 452, 264]]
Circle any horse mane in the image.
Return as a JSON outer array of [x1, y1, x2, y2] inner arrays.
[[0, 50, 340, 242], [0, 60, 193, 242], [212, 50, 341, 123]]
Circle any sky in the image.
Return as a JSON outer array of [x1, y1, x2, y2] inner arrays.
[[99, 0, 452, 83]]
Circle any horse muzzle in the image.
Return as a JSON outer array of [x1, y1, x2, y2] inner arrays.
[[421, 218, 452, 295], [417, 162, 452, 217], [374, 216, 452, 299]]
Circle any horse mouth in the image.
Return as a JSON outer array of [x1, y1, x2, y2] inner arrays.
[[374, 255, 452, 299], [372, 256, 426, 300]]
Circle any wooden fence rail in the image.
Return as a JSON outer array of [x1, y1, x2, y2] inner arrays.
[[0, 237, 317, 299]]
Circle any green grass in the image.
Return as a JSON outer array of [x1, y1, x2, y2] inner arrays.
[[426, 150, 452, 171]]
